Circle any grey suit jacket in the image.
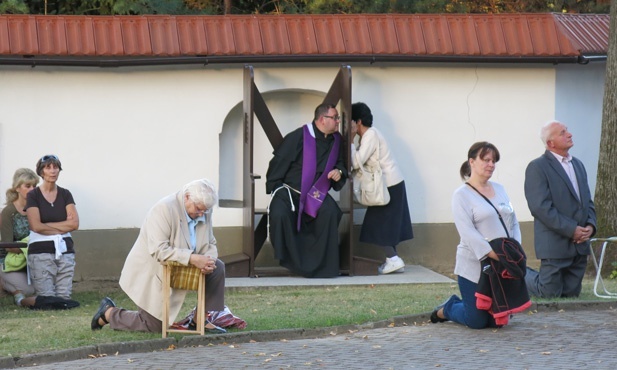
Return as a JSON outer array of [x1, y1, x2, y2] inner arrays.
[[524, 150, 596, 259]]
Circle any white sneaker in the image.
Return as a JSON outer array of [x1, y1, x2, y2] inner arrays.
[[378, 257, 405, 274]]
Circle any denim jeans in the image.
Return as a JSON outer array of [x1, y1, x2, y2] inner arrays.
[[442, 276, 496, 329]]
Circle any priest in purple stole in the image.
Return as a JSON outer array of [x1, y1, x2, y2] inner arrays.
[[266, 103, 347, 278]]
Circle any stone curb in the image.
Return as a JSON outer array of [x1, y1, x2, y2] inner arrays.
[[1, 300, 614, 368], [12, 346, 98, 368]]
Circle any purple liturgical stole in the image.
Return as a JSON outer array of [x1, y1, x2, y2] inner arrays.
[[298, 123, 341, 231]]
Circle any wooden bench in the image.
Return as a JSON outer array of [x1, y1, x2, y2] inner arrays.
[[219, 199, 380, 277]]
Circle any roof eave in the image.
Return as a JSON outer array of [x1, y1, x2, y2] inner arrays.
[[0, 54, 586, 67]]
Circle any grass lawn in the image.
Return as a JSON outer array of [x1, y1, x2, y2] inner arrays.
[[0, 276, 615, 358]]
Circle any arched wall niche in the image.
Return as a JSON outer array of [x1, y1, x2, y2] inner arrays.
[[219, 88, 325, 209]]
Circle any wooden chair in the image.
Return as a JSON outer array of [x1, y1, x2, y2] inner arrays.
[[161, 261, 206, 338]]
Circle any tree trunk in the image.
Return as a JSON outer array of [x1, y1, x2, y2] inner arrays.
[[596, 0, 617, 238], [224, 0, 231, 14], [593, 0, 617, 274]]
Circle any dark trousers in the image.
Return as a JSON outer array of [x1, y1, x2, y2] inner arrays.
[[525, 254, 587, 298]]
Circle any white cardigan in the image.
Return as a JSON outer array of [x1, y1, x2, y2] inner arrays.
[[351, 127, 404, 187]]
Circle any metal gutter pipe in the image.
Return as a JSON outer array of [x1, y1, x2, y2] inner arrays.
[[0, 54, 584, 68], [577, 55, 608, 64]]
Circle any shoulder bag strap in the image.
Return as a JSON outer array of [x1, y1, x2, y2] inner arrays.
[[465, 182, 510, 238]]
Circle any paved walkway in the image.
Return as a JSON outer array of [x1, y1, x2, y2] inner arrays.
[[15, 303, 617, 369]]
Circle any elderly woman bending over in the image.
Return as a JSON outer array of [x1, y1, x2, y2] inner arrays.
[[91, 179, 227, 333]]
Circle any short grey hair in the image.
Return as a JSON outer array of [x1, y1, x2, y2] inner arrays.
[[540, 120, 562, 147], [313, 103, 336, 121], [183, 179, 218, 209]]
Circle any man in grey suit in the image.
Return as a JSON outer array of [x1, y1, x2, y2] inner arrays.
[[524, 121, 596, 298]]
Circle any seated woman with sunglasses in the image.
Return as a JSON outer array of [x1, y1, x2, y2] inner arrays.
[[25, 155, 79, 301], [0, 168, 39, 307]]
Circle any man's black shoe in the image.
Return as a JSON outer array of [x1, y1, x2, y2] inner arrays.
[[91, 297, 116, 330]]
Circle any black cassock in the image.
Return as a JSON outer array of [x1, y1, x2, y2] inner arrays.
[[266, 122, 347, 278]]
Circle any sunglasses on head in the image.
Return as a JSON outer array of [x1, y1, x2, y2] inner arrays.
[[40, 154, 59, 163]]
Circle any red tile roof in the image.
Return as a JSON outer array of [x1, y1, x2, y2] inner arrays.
[[0, 13, 609, 66]]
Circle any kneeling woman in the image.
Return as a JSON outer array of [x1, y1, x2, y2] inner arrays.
[[431, 142, 523, 329]]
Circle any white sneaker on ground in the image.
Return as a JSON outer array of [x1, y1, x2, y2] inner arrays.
[[378, 256, 405, 274]]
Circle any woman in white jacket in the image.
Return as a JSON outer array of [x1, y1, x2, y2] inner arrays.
[[350, 102, 414, 274]]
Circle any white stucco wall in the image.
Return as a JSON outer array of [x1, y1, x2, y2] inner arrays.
[[555, 63, 606, 194], [0, 62, 605, 230]]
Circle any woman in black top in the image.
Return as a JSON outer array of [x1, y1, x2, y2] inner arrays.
[[25, 155, 79, 299]]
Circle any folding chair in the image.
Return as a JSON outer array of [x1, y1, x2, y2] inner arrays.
[[161, 261, 206, 338], [589, 237, 617, 299]]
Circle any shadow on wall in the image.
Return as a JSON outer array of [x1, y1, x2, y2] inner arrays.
[[218, 89, 325, 207]]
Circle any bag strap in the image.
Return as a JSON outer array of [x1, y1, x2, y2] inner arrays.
[[465, 182, 510, 238]]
